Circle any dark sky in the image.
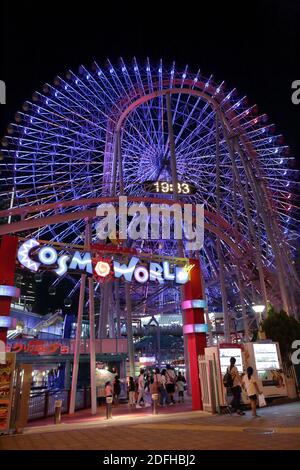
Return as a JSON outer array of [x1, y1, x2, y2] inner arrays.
[[1, 1, 299, 314], [1, 0, 299, 166]]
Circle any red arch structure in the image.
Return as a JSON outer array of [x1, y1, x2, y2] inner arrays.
[[0, 196, 283, 309]]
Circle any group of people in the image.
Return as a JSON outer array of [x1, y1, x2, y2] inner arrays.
[[129, 365, 186, 408], [227, 357, 263, 417]]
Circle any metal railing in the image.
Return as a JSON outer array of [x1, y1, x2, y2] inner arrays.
[[28, 387, 91, 421]]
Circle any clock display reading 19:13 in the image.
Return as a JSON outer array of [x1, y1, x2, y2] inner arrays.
[[143, 180, 196, 195]]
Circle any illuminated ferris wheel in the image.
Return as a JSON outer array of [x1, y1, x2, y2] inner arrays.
[[0, 58, 299, 329]]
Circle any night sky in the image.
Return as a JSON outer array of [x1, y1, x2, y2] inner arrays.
[[1, 1, 299, 314], [1, 1, 299, 165]]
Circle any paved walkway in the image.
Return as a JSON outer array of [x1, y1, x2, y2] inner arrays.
[[1, 402, 300, 450]]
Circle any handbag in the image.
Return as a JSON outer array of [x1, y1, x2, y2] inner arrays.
[[258, 393, 266, 407]]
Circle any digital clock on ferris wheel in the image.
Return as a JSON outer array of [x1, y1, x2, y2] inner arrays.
[[143, 180, 196, 195]]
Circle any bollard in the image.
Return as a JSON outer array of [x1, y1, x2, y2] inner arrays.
[[152, 394, 159, 415], [54, 399, 62, 424], [106, 396, 113, 419]]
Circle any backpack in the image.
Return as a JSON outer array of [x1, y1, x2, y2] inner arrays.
[[223, 368, 233, 388]]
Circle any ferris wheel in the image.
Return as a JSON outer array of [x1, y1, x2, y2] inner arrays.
[[0, 58, 299, 324]]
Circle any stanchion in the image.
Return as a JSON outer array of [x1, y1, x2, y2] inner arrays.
[[54, 399, 62, 424], [152, 394, 159, 415], [106, 396, 113, 419]]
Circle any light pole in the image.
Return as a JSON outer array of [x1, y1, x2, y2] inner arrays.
[[252, 304, 266, 340]]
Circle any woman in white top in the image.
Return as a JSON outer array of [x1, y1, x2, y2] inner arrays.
[[243, 366, 262, 417]]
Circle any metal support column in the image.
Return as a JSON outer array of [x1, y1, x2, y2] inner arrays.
[[86, 222, 97, 415], [215, 113, 230, 342], [115, 128, 135, 377], [166, 92, 192, 392], [69, 272, 86, 414]]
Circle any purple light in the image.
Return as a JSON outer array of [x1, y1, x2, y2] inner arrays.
[[0, 285, 20, 298], [182, 299, 207, 310], [183, 324, 208, 334]]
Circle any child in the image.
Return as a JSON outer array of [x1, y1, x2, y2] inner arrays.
[[105, 381, 113, 419], [242, 367, 262, 417], [149, 376, 159, 414], [176, 373, 185, 403]]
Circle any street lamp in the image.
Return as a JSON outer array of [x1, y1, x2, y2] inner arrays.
[[252, 304, 265, 315], [252, 304, 266, 339]]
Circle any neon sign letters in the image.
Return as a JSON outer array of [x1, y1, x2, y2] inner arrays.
[[17, 239, 190, 285]]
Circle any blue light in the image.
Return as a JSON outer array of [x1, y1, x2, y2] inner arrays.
[[286, 182, 290, 187], [109, 69, 114, 74], [75, 79, 79, 84], [86, 74, 90, 80], [280, 158, 283, 164], [122, 67, 126, 72], [284, 170, 287, 176], [134, 66, 138, 72], [146, 67, 150, 72], [182, 73, 186, 79], [275, 148, 279, 153], [98, 70, 102, 76], [55, 92, 58, 97], [158, 68, 162, 73], [65, 85, 68, 90]]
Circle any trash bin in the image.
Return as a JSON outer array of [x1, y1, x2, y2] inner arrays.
[[54, 399, 62, 424]]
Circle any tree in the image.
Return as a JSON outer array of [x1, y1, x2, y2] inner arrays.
[[262, 306, 300, 366]]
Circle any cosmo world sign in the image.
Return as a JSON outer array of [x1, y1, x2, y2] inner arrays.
[[17, 239, 191, 285]]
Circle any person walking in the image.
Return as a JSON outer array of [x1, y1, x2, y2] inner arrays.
[[128, 376, 136, 407], [229, 357, 245, 415], [136, 368, 146, 408], [165, 364, 176, 405], [243, 367, 263, 418], [113, 375, 121, 405], [159, 369, 169, 406]]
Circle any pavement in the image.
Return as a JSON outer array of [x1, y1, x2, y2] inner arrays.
[[1, 401, 300, 450]]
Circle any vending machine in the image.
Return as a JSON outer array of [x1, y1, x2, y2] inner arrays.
[[244, 341, 287, 398], [204, 344, 246, 408]]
